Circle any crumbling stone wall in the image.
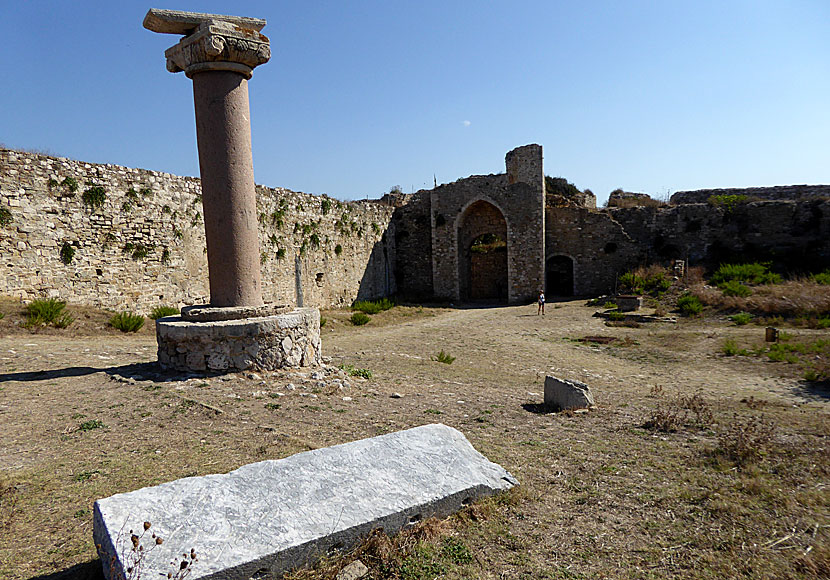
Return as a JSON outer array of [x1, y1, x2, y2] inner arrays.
[[609, 200, 830, 272], [388, 191, 433, 300], [0, 149, 394, 312], [670, 184, 830, 204]]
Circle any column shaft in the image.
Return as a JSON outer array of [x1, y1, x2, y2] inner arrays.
[[192, 71, 263, 307]]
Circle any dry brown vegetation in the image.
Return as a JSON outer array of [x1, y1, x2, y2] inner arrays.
[[693, 278, 830, 320], [0, 298, 828, 580]]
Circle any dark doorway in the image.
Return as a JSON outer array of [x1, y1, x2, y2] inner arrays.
[[458, 201, 508, 302], [546, 255, 574, 296], [469, 234, 507, 300]]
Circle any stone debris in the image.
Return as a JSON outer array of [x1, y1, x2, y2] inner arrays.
[[94, 424, 517, 580], [544, 375, 595, 410], [336, 560, 369, 580]]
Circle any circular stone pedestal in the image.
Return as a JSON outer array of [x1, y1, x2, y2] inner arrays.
[[156, 308, 321, 372]]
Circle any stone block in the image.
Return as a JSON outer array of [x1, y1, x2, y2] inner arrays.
[[544, 376, 594, 410], [94, 424, 517, 580]]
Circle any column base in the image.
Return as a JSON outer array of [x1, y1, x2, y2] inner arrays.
[[156, 308, 321, 372]]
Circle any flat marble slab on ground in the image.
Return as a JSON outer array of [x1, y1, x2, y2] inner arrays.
[[94, 423, 517, 580]]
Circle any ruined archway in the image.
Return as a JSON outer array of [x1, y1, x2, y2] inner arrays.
[[546, 255, 574, 296], [458, 200, 508, 302]]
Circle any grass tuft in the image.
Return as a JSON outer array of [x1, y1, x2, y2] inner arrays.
[[109, 311, 145, 333], [149, 306, 179, 320]]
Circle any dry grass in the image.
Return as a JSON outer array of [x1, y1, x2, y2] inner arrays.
[[0, 299, 828, 580], [693, 279, 830, 317]]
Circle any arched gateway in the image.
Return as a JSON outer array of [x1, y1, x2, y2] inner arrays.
[[429, 145, 546, 304], [458, 201, 508, 301]]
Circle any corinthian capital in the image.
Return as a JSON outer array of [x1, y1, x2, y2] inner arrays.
[[144, 9, 271, 79]]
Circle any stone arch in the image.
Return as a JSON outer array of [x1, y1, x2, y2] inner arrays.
[[457, 199, 509, 302], [546, 254, 574, 296]]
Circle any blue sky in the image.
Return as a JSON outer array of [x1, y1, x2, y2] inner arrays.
[[2, 1, 828, 205]]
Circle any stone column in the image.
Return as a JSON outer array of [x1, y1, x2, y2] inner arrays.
[[144, 9, 271, 308]]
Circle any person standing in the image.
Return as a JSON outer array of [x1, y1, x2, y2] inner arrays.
[[537, 290, 545, 315]]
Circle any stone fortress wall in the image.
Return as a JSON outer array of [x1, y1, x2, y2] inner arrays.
[[3, 146, 829, 309], [0, 148, 394, 312]]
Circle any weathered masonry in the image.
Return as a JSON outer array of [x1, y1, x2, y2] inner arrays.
[[2, 145, 829, 310]]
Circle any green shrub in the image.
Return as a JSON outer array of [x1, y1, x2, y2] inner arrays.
[[0, 206, 12, 227], [812, 270, 830, 285], [643, 272, 671, 295], [711, 262, 782, 286], [25, 298, 73, 328], [109, 311, 145, 332], [730, 312, 753, 325], [350, 312, 370, 326], [276, 248, 286, 260], [432, 350, 456, 364], [0, 312, 5, 321], [602, 301, 618, 309], [82, 186, 106, 210], [720, 280, 752, 297], [340, 364, 373, 379], [618, 272, 643, 294], [78, 419, 105, 432], [334, 244, 343, 256], [608, 311, 626, 321], [677, 294, 703, 317], [722, 339, 740, 356], [320, 317, 327, 328], [150, 306, 179, 320], [707, 194, 749, 213], [60, 242, 76, 265], [321, 198, 332, 215], [61, 176, 79, 193], [352, 298, 394, 315]]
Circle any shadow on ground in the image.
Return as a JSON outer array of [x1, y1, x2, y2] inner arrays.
[[790, 379, 830, 401], [0, 362, 220, 384], [27, 560, 103, 580]]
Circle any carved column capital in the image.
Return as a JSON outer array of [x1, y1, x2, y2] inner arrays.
[[163, 20, 271, 79]]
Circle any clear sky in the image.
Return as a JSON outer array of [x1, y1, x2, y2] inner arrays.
[[2, 1, 828, 205]]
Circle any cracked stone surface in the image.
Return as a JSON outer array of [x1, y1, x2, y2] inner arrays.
[[93, 424, 517, 580]]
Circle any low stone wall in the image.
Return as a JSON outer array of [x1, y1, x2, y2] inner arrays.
[[670, 184, 830, 205], [0, 149, 394, 312], [156, 307, 321, 372]]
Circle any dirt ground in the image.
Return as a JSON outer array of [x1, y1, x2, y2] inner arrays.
[[0, 298, 827, 579]]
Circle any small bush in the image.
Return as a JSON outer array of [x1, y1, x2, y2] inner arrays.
[[150, 306, 179, 320], [722, 339, 740, 356], [0, 206, 12, 227], [276, 248, 286, 260], [602, 301, 617, 309], [320, 317, 327, 328], [321, 198, 332, 215], [711, 262, 782, 286], [340, 364, 372, 379], [352, 298, 394, 314], [730, 312, 753, 325], [432, 350, 456, 364], [350, 312, 370, 326], [607, 311, 626, 321], [82, 186, 106, 210], [334, 244, 343, 256], [61, 176, 79, 193], [708, 194, 749, 213], [78, 419, 105, 432], [715, 414, 774, 466], [720, 280, 752, 297], [60, 242, 76, 265], [110, 311, 145, 333], [812, 270, 830, 285], [677, 294, 703, 317], [25, 298, 73, 328]]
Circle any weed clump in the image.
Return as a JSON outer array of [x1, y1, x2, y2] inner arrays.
[[711, 262, 782, 286], [82, 186, 107, 211], [432, 350, 456, 364], [720, 280, 752, 297], [352, 298, 395, 315], [110, 311, 145, 333], [350, 312, 370, 326], [340, 364, 372, 379], [60, 242, 76, 265], [0, 206, 12, 227], [150, 306, 179, 320], [643, 392, 714, 432], [24, 298, 74, 328], [714, 414, 774, 467], [729, 312, 753, 325], [677, 294, 703, 317]]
